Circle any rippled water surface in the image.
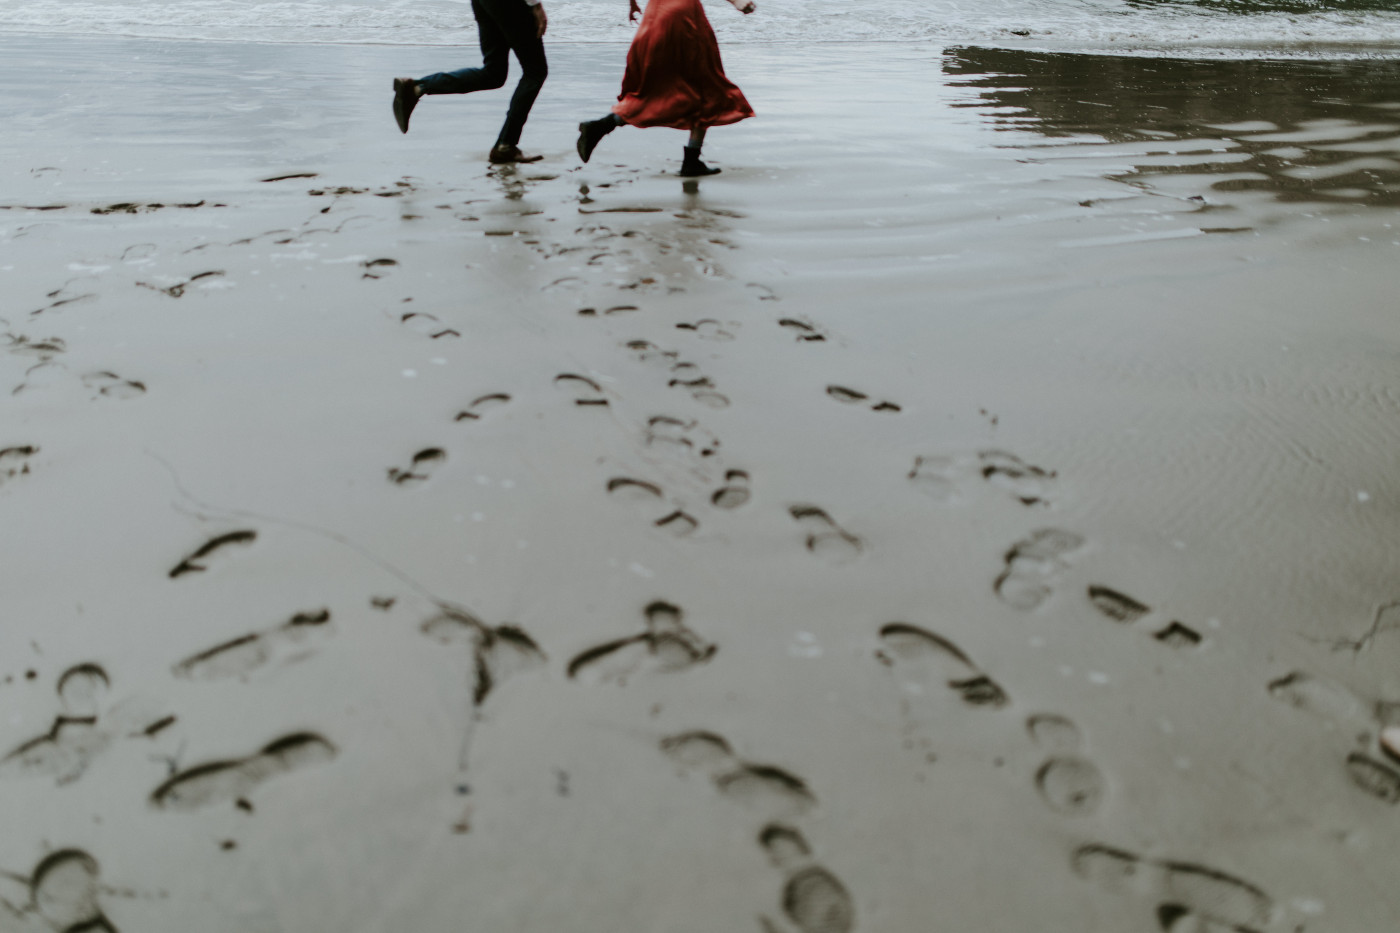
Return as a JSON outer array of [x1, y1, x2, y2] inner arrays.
[[947, 49, 1400, 209]]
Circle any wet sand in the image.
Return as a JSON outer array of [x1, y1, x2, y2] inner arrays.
[[3, 36, 1400, 932]]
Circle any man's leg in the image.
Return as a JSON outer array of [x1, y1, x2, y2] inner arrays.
[[473, 0, 548, 152], [418, 0, 511, 96], [496, 35, 546, 149], [393, 0, 510, 133]]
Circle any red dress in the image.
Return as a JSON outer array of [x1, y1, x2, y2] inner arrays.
[[612, 0, 755, 130]]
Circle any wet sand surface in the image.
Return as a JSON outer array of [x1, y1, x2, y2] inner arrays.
[[3, 36, 1400, 932]]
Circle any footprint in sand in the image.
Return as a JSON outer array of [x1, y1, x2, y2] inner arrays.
[[173, 609, 332, 681], [421, 607, 545, 706], [1026, 714, 1107, 817], [455, 392, 511, 423], [909, 450, 1055, 507], [81, 371, 146, 400], [675, 318, 736, 341], [1153, 622, 1204, 650], [0, 446, 38, 489], [169, 529, 257, 579], [906, 456, 962, 505], [151, 732, 337, 811], [979, 451, 1056, 506], [576, 304, 641, 318], [422, 608, 543, 790], [136, 269, 224, 298], [554, 373, 609, 407], [1344, 752, 1400, 804], [626, 341, 729, 409], [0, 665, 109, 786], [542, 277, 587, 294], [1, 664, 166, 786], [400, 311, 460, 340], [0, 849, 117, 932], [789, 506, 862, 564], [569, 602, 715, 685], [361, 257, 398, 280], [670, 362, 705, 380], [673, 379, 729, 410], [11, 362, 68, 397], [660, 731, 815, 816], [645, 415, 720, 460], [758, 824, 854, 933], [627, 340, 679, 370], [875, 623, 1008, 709], [1265, 671, 1400, 803], [1267, 670, 1366, 723], [1084, 587, 1203, 650], [121, 242, 157, 264], [618, 275, 682, 296], [1072, 843, 1275, 933], [711, 470, 751, 509], [993, 528, 1084, 610], [826, 385, 900, 414], [1086, 586, 1152, 624], [5, 334, 66, 364], [778, 318, 825, 343], [29, 280, 97, 318], [388, 447, 446, 486], [606, 478, 700, 537]]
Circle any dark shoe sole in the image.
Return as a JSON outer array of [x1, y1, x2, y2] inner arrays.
[[393, 78, 418, 134], [489, 148, 544, 164], [679, 165, 721, 177]]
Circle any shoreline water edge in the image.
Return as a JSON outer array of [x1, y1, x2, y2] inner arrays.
[[6, 0, 1400, 53]]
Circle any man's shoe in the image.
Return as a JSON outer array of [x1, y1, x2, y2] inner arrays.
[[489, 144, 544, 164], [393, 78, 419, 134], [679, 145, 721, 177], [576, 117, 616, 163]]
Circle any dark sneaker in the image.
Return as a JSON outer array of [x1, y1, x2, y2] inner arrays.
[[489, 144, 544, 164], [393, 78, 419, 134]]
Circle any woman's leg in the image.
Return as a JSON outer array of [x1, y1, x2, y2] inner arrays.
[[681, 125, 720, 177]]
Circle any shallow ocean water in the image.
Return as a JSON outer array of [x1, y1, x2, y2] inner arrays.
[[4, 0, 1400, 54]]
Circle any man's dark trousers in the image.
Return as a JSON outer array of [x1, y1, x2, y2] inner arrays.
[[416, 0, 548, 149]]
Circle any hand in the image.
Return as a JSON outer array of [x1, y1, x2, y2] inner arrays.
[[533, 3, 547, 37], [739, 0, 755, 11], [629, 0, 642, 23]]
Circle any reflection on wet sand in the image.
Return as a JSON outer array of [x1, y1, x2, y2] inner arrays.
[[945, 47, 1400, 207]]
